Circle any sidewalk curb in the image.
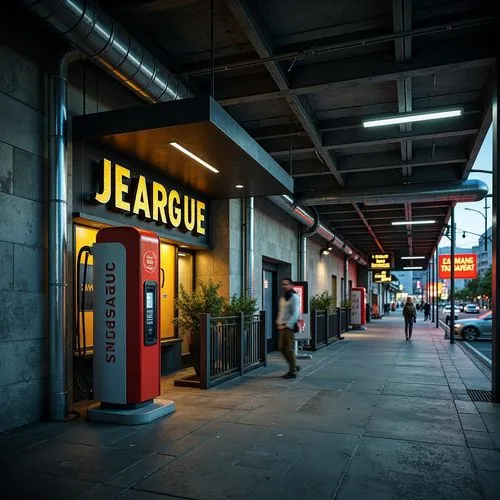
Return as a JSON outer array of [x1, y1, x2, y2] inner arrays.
[[459, 340, 492, 369]]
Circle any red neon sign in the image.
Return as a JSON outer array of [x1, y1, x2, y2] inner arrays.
[[438, 254, 477, 279]]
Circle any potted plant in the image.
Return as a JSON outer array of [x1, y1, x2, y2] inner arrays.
[[310, 291, 336, 311], [224, 295, 258, 363], [175, 280, 226, 377]]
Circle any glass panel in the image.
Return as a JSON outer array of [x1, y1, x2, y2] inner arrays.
[[75, 225, 98, 350], [178, 252, 194, 355], [160, 243, 176, 339]]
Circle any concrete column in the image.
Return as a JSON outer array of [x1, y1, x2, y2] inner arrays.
[[492, 62, 499, 402]]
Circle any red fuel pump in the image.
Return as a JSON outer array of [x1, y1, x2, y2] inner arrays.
[[88, 226, 174, 424]]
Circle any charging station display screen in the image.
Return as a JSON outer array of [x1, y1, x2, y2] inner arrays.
[[144, 282, 158, 346]]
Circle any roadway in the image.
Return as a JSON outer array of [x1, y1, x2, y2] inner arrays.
[[437, 309, 492, 362]]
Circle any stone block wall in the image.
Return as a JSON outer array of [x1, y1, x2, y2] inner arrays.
[[0, 15, 51, 431]]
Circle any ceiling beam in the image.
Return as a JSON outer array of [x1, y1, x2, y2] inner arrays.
[[268, 115, 479, 156], [217, 37, 494, 105], [337, 147, 467, 174], [225, 0, 344, 186]]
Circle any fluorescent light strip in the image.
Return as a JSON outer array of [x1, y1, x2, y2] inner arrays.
[[170, 142, 219, 173], [363, 109, 462, 128], [401, 256, 425, 260], [403, 266, 423, 270], [391, 220, 436, 226]]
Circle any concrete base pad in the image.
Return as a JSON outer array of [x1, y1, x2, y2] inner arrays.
[[87, 399, 175, 425]]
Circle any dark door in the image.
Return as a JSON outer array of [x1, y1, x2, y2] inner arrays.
[[263, 269, 278, 351]]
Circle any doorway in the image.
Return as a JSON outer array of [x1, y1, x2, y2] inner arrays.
[[263, 269, 278, 352]]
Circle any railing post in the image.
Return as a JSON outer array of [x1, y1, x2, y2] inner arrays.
[[325, 309, 330, 346], [199, 313, 210, 389], [311, 308, 318, 350], [337, 307, 343, 340], [239, 312, 245, 375], [260, 310, 267, 366]]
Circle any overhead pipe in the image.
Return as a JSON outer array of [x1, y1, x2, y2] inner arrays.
[[299, 180, 489, 206], [21, 0, 192, 102], [268, 196, 367, 265]]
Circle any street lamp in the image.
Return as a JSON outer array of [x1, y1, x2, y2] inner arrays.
[[465, 201, 489, 251]]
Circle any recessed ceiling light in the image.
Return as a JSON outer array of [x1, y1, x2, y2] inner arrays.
[[401, 256, 426, 260], [170, 142, 219, 173], [363, 108, 462, 128], [235, 184, 244, 189], [391, 220, 436, 226]]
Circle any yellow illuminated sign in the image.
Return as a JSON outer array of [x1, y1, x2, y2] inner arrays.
[[369, 253, 394, 270], [373, 270, 392, 283], [95, 159, 206, 236]]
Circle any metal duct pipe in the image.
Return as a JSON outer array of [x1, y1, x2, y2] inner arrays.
[[299, 180, 489, 206], [344, 255, 349, 303], [300, 207, 319, 281], [21, 0, 192, 102], [244, 197, 255, 297], [268, 196, 367, 265], [49, 50, 82, 421], [23, 0, 366, 266]]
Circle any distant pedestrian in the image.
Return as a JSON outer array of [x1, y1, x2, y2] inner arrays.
[[403, 296, 417, 341], [424, 302, 431, 321], [276, 278, 300, 379]]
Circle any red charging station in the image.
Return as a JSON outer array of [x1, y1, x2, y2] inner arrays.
[[92, 226, 161, 407], [350, 287, 367, 328]]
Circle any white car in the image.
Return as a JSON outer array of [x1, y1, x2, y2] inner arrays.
[[464, 304, 480, 314], [443, 305, 460, 325]]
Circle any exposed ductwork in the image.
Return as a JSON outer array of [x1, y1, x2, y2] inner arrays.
[[21, 0, 192, 102], [268, 196, 367, 265], [299, 180, 489, 206], [22, 0, 364, 263]]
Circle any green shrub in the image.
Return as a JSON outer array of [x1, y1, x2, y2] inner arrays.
[[224, 294, 258, 317], [310, 291, 336, 311], [174, 280, 226, 334]]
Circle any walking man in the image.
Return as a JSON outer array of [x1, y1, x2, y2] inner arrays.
[[403, 296, 417, 341], [276, 278, 300, 379], [424, 302, 431, 321]]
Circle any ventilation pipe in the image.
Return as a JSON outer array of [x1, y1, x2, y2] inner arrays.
[[299, 207, 320, 281], [48, 50, 82, 420], [21, 0, 192, 102], [22, 0, 364, 264], [268, 196, 366, 265], [299, 180, 489, 206], [244, 197, 255, 297]]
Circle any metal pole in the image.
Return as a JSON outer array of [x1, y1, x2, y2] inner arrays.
[[245, 197, 255, 298], [431, 256, 435, 322], [436, 247, 440, 328], [485, 197, 488, 252], [48, 51, 80, 421], [492, 63, 499, 402], [344, 254, 349, 303], [450, 210, 456, 344]]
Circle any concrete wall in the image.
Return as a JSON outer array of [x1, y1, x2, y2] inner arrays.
[[253, 197, 299, 310], [307, 238, 347, 306], [0, 14, 52, 431], [0, 11, 144, 431]]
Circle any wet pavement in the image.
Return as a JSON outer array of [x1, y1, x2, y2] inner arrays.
[[1, 315, 499, 499]]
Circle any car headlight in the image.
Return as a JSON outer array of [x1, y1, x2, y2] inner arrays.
[[454, 323, 462, 329]]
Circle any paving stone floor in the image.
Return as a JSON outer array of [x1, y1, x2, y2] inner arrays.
[[1, 314, 500, 499]]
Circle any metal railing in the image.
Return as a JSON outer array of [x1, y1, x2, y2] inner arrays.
[[199, 311, 267, 389], [308, 308, 349, 350]]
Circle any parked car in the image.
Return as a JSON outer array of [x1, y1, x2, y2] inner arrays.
[[443, 305, 460, 325], [454, 311, 492, 341], [464, 304, 480, 314]]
